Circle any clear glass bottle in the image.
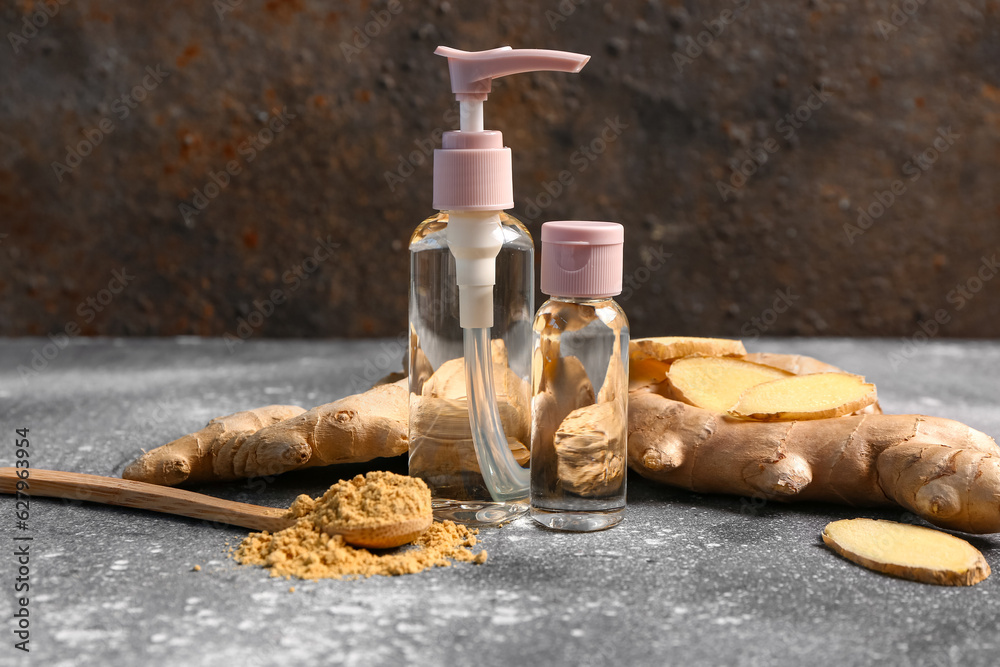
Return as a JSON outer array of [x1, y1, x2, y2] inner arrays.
[[408, 211, 533, 525], [529, 222, 629, 531]]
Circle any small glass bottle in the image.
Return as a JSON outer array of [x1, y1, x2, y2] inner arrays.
[[530, 221, 629, 532]]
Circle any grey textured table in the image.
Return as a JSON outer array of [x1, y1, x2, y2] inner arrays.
[[3, 337, 999, 667]]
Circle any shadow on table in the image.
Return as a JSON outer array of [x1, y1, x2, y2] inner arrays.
[[627, 470, 1000, 553]]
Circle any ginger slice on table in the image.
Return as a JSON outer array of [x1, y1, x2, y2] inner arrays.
[[822, 518, 991, 586]]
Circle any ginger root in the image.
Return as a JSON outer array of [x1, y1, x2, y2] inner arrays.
[[123, 405, 306, 485], [529, 334, 597, 499], [127, 342, 528, 489], [124, 380, 409, 485], [537, 322, 628, 499], [822, 518, 990, 586], [629, 366, 1000, 534], [237, 378, 409, 475], [629, 342, 1000, 533], [729, 372, 877, 421], [554, 401, 626, 497], [408, 354, 531, 491]]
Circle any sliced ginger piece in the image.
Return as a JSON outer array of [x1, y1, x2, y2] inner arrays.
[[730, 372, 876, 421], [664, 356, 792, 413], [629, 336, 746, 364], [822, 518, 990, 586], [629, 357, 671, 392]]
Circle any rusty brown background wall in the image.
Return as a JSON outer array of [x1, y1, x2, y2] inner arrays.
[[2, 0, 999, 341]]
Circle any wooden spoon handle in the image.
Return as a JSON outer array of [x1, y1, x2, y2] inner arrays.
[[0, 468, 291, 532]]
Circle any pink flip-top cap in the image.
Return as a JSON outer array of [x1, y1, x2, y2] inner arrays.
[[541, 221, 624, 298]]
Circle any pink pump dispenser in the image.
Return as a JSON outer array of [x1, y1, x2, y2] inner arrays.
[[432, 46, 590, 211], [408, 46, 591, 525], [432, 45, 591, 329]]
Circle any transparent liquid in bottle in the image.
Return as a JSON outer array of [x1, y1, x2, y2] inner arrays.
[[530, 297, 629, 531], [408, 211, 533, 525]]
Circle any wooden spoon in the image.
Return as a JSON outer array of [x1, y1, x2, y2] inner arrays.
[[0, 468, 431, 549]]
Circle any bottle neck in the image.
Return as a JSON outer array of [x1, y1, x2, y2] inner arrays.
[[443, 210, 503, 225], [547, 295, 617, 306], [446, 210, 505, 330]]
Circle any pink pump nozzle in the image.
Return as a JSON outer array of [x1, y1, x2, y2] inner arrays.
[[433, 45, 591, 210], [434, 46, 590, 100]]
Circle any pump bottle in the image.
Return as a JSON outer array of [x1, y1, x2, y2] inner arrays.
[[408, 46, 590, 525]]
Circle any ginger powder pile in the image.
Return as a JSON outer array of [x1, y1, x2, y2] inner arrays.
[[233, 471, 487, 579]]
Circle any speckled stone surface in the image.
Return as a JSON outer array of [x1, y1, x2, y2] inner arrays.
[[2, 337, 999, 666]]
